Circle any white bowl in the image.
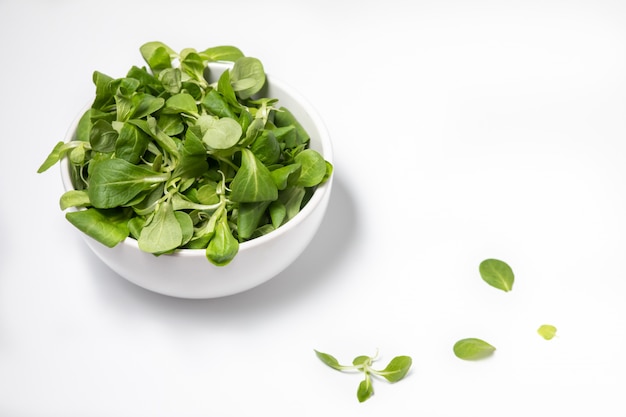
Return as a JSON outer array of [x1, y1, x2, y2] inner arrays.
[[61, 63, 333, 299]]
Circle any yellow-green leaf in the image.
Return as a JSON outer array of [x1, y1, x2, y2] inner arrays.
[[537, 324, 557, 340]]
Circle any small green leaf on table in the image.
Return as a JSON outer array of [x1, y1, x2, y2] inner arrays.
[[479, 258, 514, 292], [453, 338, 496, 360]]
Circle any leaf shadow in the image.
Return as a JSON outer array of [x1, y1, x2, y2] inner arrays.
[[83, 174, 359, 327]]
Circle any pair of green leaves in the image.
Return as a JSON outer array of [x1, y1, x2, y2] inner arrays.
[[314, 350, 412, 403], [452, 259, 514, 361], [454, 259, 557, 360], [480, 260, 558, 340], [38, 41, 333, 266], [453, 325, 558, 361]]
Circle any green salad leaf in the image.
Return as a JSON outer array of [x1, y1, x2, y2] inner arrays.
[[65, 208, 131, 248], [479, 258, 514, 292], [453, 338, 496, 360]]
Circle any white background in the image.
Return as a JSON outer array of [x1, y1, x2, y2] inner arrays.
[[1, 0, 626, 415]]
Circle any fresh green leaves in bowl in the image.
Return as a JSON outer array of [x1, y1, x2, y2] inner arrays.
[[38, 41, 333, 266]]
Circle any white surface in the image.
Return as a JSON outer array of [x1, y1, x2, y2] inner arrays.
[[1, 0, 626, 415]]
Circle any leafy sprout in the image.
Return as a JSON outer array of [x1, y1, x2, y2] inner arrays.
[[314, 349, 412, 403]]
